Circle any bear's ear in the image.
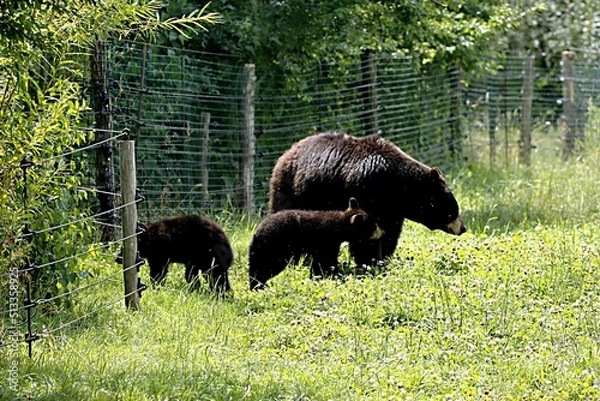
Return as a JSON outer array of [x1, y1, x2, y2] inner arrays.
[[348, 197, 359, 210], [429, 167, 445, 182], [350, 213, 366, 225]]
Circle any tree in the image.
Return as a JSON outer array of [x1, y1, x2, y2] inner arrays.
[[160, 0, 516, 92], [508, 0, 600, 57], [0, 0, 220, 304]]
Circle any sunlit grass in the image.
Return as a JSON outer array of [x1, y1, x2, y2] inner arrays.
[[2, 124, 600, 400], [458, 121, 600, 233]]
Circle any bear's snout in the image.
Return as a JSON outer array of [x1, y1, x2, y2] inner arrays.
[[445, 216, 466, 235], [370, 224, 384, 240]]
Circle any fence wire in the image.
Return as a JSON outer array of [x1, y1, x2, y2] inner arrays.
[[108, 41, 600, 220], [0, 132, 144, 356], [1, 41, 599, 359]]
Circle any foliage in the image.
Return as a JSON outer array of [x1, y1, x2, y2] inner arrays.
[[120, 1, 516, 206], [0, 43, 92, 303], [509, 0, 600, 57], [161, 0, 516, 91], [0, 1, 220, 305], [504, 0, 600, 124], [108, 0, 518, 213]]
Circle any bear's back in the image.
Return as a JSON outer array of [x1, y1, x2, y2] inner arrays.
[[291, 132, 415, 167], [269, 132, 424, 214], [254, 209, 345, 240], [146, 215, 231, 259]]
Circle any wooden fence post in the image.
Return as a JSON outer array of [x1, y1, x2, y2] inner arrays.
[[360, 50, 379, 136], [91, 40, 116, 243], [448, 63, 463, 160], [487, 85, 498, 167], [519, 54, 535, 165], [240, 64, 256, 214], [135, 43, 148, 142], [562, 50, 577, 158], [200, 112, 210, 206], [120, 140, 140, 311]]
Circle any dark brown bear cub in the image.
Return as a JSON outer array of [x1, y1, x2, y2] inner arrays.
[[248, 198, 384, 290], [137, 215, 233, 295]]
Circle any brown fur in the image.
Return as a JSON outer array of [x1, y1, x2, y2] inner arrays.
[[249, 198, 383, 290], [138, 215, 233, 295], [269, 132, 466, 266]]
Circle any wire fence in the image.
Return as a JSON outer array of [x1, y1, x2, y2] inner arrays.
[[1, 40, 600, 363], [107, 41, 600, 220], [0, 132, 144, 359]]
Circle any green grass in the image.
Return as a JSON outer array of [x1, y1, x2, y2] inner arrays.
[[2, 129, 600, 400]]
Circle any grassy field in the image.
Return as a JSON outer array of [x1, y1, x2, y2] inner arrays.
[[2, 127, 600, 400]]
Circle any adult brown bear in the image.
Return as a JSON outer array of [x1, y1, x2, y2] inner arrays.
[[269, 131, 466, 267]]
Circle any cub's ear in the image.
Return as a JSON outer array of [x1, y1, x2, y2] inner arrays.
[[348, 197, 360, 210], [350, 213, 366, 225]]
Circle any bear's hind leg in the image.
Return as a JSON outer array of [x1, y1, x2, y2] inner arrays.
[[210, 243, 233, 295], [211, 269, 231, 295], [185, 262, 202, 290], [204, 262, 232, 295], [188, 254, 232, 295], [149, 258, 170, 286]]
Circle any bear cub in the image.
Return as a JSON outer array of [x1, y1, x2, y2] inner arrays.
[[137, 215, 233, 295], [248, 197, 383, 290]]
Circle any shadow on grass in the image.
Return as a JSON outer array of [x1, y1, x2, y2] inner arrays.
[[17, 362, 325, 401]]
